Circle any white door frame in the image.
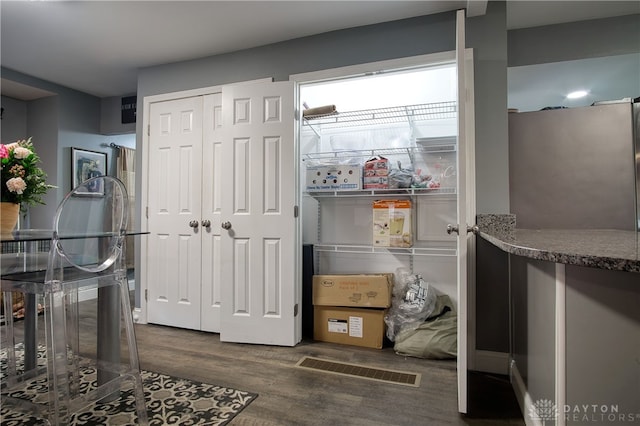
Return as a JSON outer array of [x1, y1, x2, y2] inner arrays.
[[138, 79, 272, 324], [291, 46, 476, 413]]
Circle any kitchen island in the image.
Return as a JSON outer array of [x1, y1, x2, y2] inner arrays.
[[477, 215, 639, 426]]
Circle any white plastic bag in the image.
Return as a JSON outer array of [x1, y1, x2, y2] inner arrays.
[[384, 268, 437, 341]]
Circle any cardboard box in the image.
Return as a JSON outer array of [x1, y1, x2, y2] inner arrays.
[[363, 157, 389, 189], [312, 274, 393, 308], [305, 164, 362, 192], [373, 200, 412, 247], [313, 306, 387, 349]]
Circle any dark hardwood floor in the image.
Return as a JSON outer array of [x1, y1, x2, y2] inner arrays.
[[3, 297, 524, 425]]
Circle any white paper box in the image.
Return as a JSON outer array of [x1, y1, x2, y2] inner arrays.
[[306, 164, 362, 192]]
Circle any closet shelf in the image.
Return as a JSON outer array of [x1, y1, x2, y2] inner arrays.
[[304, 187, 456, 198], [302, 144, 456, 162], [313, 244, 457, 257], [302, 101, 457, 130]]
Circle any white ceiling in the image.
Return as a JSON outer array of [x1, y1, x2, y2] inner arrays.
[[1, 1, 639, 101]]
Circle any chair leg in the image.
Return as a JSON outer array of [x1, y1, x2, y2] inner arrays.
[[118, 278, 148, 425], [45, 288, 73, 425], [66, 289, 81, 397], [1, 290, 18, 385]]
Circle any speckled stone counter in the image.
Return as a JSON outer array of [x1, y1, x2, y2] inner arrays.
[[479, 228, 640, 273]]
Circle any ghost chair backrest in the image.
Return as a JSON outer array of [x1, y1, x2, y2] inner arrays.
[[48, 175, 128, 276]]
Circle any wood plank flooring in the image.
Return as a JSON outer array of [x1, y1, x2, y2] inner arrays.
[[133, 323, 524, 425], [2, 297, 524, 425]]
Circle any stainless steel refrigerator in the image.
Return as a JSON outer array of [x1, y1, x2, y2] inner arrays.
[[508, 100, 639, 231]]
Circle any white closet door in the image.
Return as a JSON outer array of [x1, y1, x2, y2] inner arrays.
[[219, 81, 299, 346], [201, 93, 224, 332], [147, 96, 203, 330], [456, 8, 476, 414]]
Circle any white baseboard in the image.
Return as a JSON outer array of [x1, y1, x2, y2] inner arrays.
[[511, 359, 542, 426], [132, 307, 146, 323], [473, 350, 509, 375]]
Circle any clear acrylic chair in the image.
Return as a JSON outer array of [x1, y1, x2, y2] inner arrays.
[[1, 175, 148, 425]]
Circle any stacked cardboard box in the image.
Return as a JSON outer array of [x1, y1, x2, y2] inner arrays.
[[312, 273, 393, 349]]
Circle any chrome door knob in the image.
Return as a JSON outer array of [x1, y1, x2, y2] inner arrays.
[[446, 224, 459, 235], [221, 221, 232, 230], [189, 220, 199, 228], [201, 219, 211, 228], [467, 225, 479, 235]]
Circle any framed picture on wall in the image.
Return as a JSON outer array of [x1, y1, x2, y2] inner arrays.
[[71, 147, 107, 195]]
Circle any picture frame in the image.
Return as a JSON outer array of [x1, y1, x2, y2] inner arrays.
[[71, 147, 107, 195]]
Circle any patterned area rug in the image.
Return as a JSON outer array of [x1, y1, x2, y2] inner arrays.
[[1, 346, 257, 425]]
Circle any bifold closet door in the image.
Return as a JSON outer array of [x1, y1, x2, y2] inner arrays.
[[147, 96, 204, 330], [219, 81, 299, 346], [201, 93, 224, 332]]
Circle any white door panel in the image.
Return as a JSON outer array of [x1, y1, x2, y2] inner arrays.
[[147, 97, 203, 330], [201, 93, 223, 332], [456, 8, 475, 414], [220, 81, 299, 346]]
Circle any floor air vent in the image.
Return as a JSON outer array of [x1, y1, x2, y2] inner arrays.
[[295, 356, 421, 387]]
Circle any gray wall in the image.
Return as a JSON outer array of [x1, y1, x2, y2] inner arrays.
[[1, 95, 28, 142], [27, 96, 59, 228], [475, 237, 510, 352], [101, 95, 136, 135], [137, 12, 455, 95], [135, 5, 510, 216], [467, 1, 509, 215], [508, 13, 640, 67], [0, 67, 118, 228]]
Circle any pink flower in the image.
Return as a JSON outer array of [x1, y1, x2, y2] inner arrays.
[[6, 177, 27, 194], [0, 144, 8, 159]]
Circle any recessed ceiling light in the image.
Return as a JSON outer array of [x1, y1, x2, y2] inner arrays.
[[566, 90, 589, 99]]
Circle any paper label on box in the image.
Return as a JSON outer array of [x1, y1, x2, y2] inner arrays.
[[348, 316, 363, 338], [328, 318, 348, 334]]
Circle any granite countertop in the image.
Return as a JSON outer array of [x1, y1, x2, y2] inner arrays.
[[480, 228, 640, 273]]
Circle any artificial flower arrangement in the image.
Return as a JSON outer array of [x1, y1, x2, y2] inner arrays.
[[1, 137, 55, 209]]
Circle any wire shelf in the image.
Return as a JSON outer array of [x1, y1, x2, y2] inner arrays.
[[302, 101, 457, 130], [304, 187, 456, 198], [303, 145, 456, 162], [313, 244, 457, 257]]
